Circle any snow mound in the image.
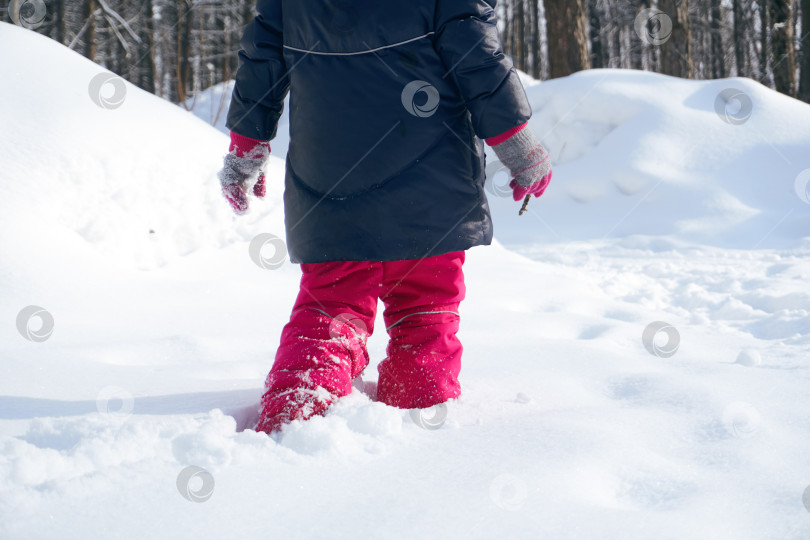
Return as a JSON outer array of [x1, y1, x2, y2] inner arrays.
[[0, 22, 285, 275], [487, 69, 810, 249]]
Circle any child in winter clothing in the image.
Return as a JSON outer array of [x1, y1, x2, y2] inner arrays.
[[218, 0, 552, 433]]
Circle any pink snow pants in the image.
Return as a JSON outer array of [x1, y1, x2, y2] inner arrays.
[[257, 251, 466, 433]]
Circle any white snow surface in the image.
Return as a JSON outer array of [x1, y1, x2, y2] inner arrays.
[[2, 22, 810, 539]]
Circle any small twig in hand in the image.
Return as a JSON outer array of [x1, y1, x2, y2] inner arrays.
[[519, 194, 531, 216]]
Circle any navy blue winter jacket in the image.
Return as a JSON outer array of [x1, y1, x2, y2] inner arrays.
[[226, 0, 532, 263]]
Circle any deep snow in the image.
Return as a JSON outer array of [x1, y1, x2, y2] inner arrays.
[[2, 21, 810, 540]]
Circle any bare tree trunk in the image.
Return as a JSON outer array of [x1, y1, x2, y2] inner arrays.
[[631, 4, 643, 70], [710, 0, 726, 78], [611, 3, 622, 68], [80, 0, 98, 61], [799, 0, 810, 102], [241, 0, 254, 27], [501, 0, 511, 59], [515, 0, 525, 72], [589, 0, 603, 68], [175, 0, 193, 105], [659, 0, 693, 78], [631, 1, 651, 70], [545, 0, 590, 78], [52, 0, 66, 44], [530, 0, 542, 77], [733, 0, 748, 76], [135, 0, 156, 94], [769, 0, 797, 96], [760, 0, 770, 81]]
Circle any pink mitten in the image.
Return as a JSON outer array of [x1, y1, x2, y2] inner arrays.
[[509, 170, 552, 202]]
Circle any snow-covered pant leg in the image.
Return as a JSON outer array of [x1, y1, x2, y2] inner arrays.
[[376, 251, 466, 409], [256, 261, 381, 433]]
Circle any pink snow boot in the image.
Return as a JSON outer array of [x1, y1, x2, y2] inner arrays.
[[256, 262, 379, 434], [376, 252, 466, 409]]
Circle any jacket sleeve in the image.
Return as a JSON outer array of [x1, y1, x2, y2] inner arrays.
[[433, 0, 532, 140], [225, 0, 290, 142]]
